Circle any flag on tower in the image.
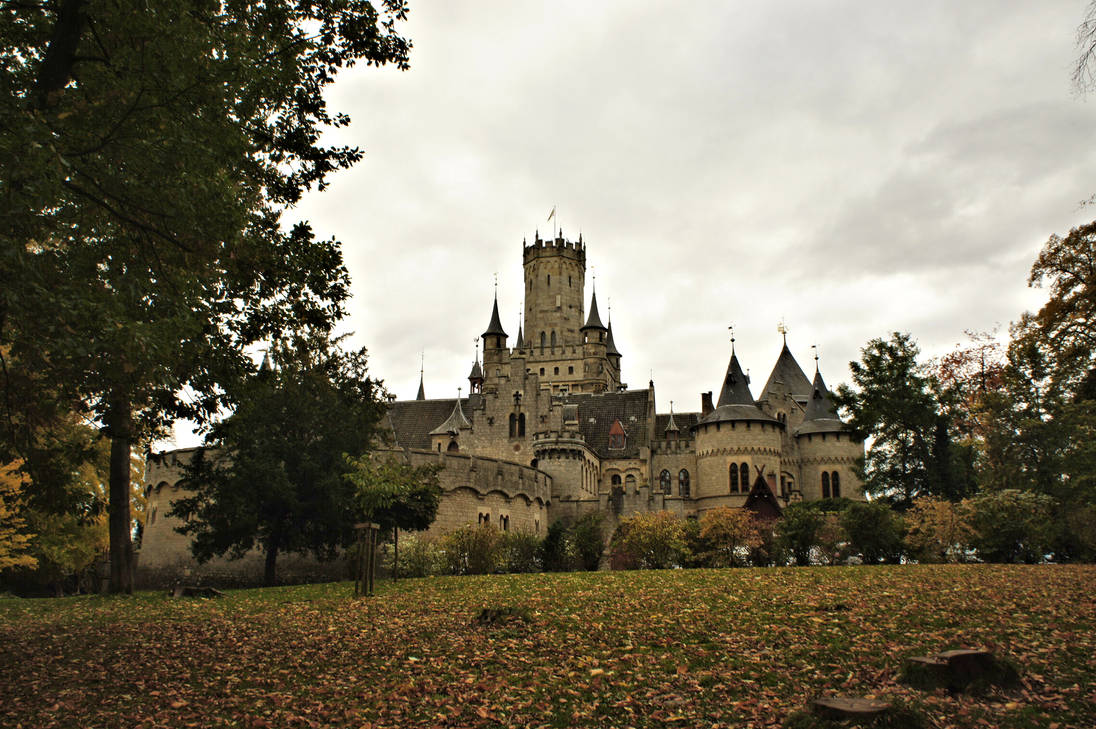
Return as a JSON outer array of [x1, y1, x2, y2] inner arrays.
[[547, 206, 556, 222]]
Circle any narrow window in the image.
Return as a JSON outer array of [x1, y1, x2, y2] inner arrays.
[[149, 507, 157, 526], [547, 274, 551, 286], [448, 440, 459, 453], [730, 464, 739, 493], [568, 366, 574, 375], [679, 469, 690, 497], [831, 471, 841, 498], [569, 275, 572, 287], [509, 413, 517, 438], [540, 367, 545, 375], [518, 413, 526, 436], [554, 366, 560, 375], [540, 331, 546, 353], [659, 469, 671, 492], [740, 463, 749, 491], [821, 471, 831, 499], [551, 331, 557, 350]]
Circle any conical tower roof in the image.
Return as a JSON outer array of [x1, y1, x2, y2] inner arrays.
[[416, 372, 425, 400], [516, 319, 525, 349], [796, 369, 845, 435], [468, 359, 483, 381], [760, 342, 813, 402], [429, 397, 472, 435], [697, 344, 777, 427], [581, 290, 607, 331], [605, 319, 621, 357], [483, 294, 507, 338]]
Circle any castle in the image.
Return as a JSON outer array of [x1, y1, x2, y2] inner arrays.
[[138, 232, 864, 584]]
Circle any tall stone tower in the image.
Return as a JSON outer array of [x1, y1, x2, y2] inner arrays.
[[520, 232, 620, 394], [523, 232, 586, 352]]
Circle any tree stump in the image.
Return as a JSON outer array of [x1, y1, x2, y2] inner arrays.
[[903, 648, 1018, 692]]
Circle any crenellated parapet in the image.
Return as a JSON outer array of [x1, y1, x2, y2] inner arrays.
[[522, 234, 586, 265]]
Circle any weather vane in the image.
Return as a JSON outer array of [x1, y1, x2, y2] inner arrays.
[[777, 318, 787, 343]]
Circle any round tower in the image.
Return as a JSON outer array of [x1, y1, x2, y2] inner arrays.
[[794, 368, 865, 500], [692, 342, 783, 509], [523, 232, 586, 354]]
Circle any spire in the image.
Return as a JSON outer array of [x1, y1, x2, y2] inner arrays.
[[430, 394, 472, 435], [259, 351, 272, 374], [665, 400, 680, 433], [802, 369, 839, 422], [717, 345, 756, 407], [468, 338, 484, 392], [482, 292, 507, 339], [605, 302, 620, 357], [516, 312, 525, 349], [581, 289, 607, 331]]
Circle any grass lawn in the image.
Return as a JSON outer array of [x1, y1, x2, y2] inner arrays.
[[1, 565, 1093, 728]]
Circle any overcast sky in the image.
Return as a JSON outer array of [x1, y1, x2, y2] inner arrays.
[[173, 1, 1096, 444]]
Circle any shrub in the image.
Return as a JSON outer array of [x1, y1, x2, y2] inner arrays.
[[841, 501, 905, 564], [815, 513, 850, 565], [503, 530, 542, 573], [904, 496, 974, 563], [699, 507, 761, 567], [775, 502, 825, 566], [609, 512, 689, 570], [441, 524, 504, 575], [393, 534, 443, 578], [540, 520, 577, 572], [570, 512, 606, 571], [967, 490, 1056, 563]]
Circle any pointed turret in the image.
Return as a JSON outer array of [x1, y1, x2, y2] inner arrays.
[[605, 318, 621, 358], [581, 290, 607, 333], [760, 342, 813, 403], [483, 293, 507, 339], [416, 372, 425, 401], [665, 401, 680, 435], [430, 397, 472, 435], [515, 318, 525, 349], [796, 369, 845, 435], [696, 340, 777, 427]]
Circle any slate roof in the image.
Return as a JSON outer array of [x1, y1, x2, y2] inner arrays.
[[387, 397, 480, 449], [655, 411, 699, 436], [415, 374, 425, 401], [760, 343, 813, 403], [795, 370, 847, 436], [483, 295, 507, 338], [605, 320, 621, 357], [581, 291, 607, 331], [429, 397, 472, 435], [468, 359, 483, 380], [698, 348, 777, 426], [560, 389, 650, 458]]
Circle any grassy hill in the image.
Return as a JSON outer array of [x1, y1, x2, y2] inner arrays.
[[1, 565, 1093, 728]]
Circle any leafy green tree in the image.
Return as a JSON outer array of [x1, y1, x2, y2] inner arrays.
[[836, 333, 966, 507], [774, 503, 825, 566], [841, 501, 905, 564], [171, 335, 386, 586], [569, 513, 606, 571], [1, 1, 409, 593], [345, 454, 442, 578], [541, 520, 576, 572]]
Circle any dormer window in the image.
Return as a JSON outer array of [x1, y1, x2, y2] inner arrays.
[[608, 419, 626, 450]]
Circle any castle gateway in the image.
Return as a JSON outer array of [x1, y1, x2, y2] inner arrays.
[[140, 233, 864, 584]]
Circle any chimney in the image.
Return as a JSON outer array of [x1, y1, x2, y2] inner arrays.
[[701, 391, 714, 417]]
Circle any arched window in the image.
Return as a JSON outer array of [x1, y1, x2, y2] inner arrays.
[[547, 274, 551, 286], [611, 474, 622, 486], [740, 463, 749, 491], [447, 440, 459, 453], [821, 471, 830, 499], [678, 469, 690, 498], [550, 331, 557, 350], [831, 471, 841, 498], [509, 413, 517, 438], [625, 474, 636, 493], [659, 469, 671, 492], [540, 331, 546, 353], [518, 413, 526, 436], [730, 464, 739, 493]]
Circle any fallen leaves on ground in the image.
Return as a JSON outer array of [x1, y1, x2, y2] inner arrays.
[[0, 565, 1093, 728]]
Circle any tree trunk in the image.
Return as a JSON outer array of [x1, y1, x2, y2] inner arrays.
[[392, 528, 399, 581], [107, 398, 134, 594], [263, 534, 279, 587]]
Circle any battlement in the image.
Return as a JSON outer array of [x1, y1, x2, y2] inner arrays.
[[522, 234, 586, 264]]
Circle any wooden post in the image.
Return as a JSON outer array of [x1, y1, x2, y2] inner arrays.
[[354, 522, 380, 597]]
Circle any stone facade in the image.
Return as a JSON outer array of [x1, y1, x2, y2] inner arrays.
[[137, 232, 865, 585]]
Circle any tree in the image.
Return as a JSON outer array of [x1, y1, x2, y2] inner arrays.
[[569, 513, 606, 571], [2, 1, 410, 593], [171, 335, 387, 586], [697, 507, 759, 567], [904, 496, 974, 563], [344, 453, 442, 578], [609, 512, 689, 570], [840, 501, 905, 565], [0, 462, 37, 571], [774, 502, 825, 566], [967, 490, 1055, 564], [836, 333, 961, 508]]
